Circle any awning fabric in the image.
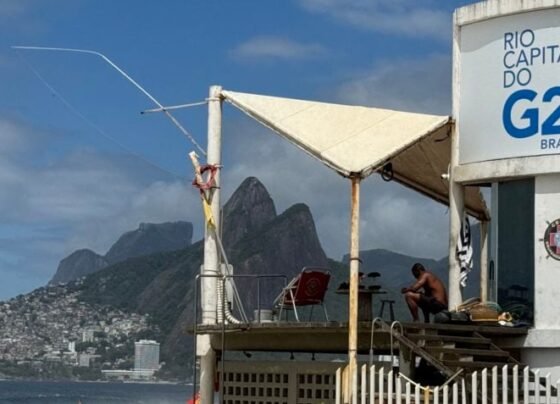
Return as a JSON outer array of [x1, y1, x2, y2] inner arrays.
[[222, 90, 489, 221]]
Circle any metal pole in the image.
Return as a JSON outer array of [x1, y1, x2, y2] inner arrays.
[[199, 85, 223, 404], [347, 176, 361, 404], [479, 220, 489, 302]]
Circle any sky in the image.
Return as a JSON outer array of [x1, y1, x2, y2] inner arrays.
[[0, 0, 479, 300]]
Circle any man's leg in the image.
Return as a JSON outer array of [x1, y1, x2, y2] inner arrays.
[[404, 292, 422, 322], [422, 307, 430, 323]]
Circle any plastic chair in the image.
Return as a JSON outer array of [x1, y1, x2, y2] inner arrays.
[[274, 267, 331, 322]]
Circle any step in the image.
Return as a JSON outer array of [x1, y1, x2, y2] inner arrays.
[[406, 334, 491, 344], [444, 360, 512, 369], [426, 347, 510, 358]]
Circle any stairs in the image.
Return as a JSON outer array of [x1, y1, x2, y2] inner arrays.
[[400, 324, 557, 402], [403, 325, 520, 375]]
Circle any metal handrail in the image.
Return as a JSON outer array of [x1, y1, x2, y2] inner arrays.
[[369, 317, 385, 367]]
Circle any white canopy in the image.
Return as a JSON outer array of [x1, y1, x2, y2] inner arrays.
[[222, 90, 489, 220]]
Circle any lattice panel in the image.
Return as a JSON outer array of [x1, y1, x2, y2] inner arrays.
[[220, 361, 340, 404], [296, 373, 336, 404]]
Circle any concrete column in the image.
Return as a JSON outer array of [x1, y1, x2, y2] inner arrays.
[[480, 220, 489, 302], [448, 124, 464, 310]]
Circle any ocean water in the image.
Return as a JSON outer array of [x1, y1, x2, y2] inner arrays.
[[0, 380, 193, 403]]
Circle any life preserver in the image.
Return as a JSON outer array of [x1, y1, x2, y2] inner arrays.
[[192, 164, 218, 191]]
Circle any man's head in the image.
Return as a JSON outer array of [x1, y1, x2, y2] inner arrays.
[[411, 263, 425, 279]]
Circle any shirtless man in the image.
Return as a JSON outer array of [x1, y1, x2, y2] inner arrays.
[[401, 263, 448, 323]]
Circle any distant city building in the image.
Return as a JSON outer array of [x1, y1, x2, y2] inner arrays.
[[134, 340, 160, 370], [82, 328, 96, 343]]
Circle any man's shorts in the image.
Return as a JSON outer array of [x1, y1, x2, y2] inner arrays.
[[419, 295, 447, 314]]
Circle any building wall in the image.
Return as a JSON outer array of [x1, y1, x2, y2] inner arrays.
[[534, 174, 560, 330]]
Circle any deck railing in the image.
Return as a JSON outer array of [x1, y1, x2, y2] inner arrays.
[[335, 364, 560, 404]]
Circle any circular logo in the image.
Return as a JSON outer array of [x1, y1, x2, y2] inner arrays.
[[544, 218, 560, 261], [304, 277, 320, 298]]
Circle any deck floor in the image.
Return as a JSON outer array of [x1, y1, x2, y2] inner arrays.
[[194, 321, 528, 354]]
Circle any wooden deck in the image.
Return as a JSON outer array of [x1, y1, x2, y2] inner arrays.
[[194, 321, 528, 355]]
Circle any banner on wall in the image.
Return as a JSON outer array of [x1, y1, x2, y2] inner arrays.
[[458, 8, 560, 164]]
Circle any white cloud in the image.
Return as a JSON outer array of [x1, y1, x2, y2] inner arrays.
[[334, 53, 451, 114], [230, 36, 327, 61], [0, 118, 202, 294], [298, 0, 450, 41]]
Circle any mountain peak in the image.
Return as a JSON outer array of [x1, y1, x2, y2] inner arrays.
[[222, 177, 277, 247]]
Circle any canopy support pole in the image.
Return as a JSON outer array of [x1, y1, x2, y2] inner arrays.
[[480, 220, 489, 302], [199, 85, 223, 404], [346, 176, 361, 404], [448, 125, 464, 310]]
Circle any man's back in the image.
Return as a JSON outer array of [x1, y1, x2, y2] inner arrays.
[[424, 272, 448, 305]]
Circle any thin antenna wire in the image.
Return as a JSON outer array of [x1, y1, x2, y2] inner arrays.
[[14, 50, 183, 180], [12, 45, 207, 156]]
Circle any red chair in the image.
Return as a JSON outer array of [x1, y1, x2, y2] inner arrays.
[[274, 267, 331, 322]]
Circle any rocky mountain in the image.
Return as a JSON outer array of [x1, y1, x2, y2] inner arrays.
[[50, 249, 108, 285], [77, 177, 328, 374], [50, 221, 193, 284], [38, 175, 486, 378], [105, 221, 193, 265]]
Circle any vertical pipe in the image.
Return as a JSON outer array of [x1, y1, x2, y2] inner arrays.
[[199, 84, 223, 404], [348, 176, 361, 404], [396, 376, 402, 404], [443, 385, 449, 404], [480, 221, 489, 302]]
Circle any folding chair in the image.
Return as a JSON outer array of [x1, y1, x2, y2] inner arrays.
[[274, 267, 331, 322]]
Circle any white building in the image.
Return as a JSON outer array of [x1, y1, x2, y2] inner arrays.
[[453, 0, 560, 381], [134, 339, 160, 371]]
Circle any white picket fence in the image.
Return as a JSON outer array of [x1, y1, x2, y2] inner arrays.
[[335, 364, 560, 404]]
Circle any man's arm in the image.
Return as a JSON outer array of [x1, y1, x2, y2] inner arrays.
[[401, 273, 427, 293]]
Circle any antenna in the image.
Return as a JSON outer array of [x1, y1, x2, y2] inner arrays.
[[12, 45, 207, 156]]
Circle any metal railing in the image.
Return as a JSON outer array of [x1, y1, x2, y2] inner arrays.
[[191, 273, 287, 404], [336, 363, 560, 404]]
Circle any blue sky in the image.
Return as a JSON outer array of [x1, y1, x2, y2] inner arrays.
[[0, 0, 478, 299]]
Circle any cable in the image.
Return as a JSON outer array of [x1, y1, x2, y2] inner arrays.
[[12, 45, 207, 156], [15, 50, 183, 180]]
